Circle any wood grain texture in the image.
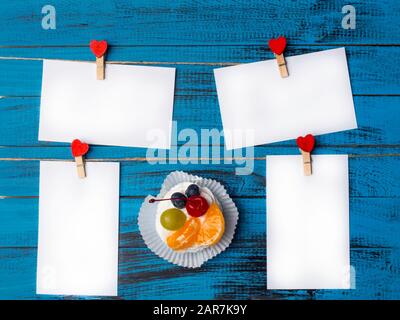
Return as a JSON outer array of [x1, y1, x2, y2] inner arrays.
[[1, 197, 399, 249], [0, 0, 399, 45], [0, 247, 399, 300], [0, 0, 399, 300], [1, 95, 400, 149]]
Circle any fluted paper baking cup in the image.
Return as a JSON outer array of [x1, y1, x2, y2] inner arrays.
[[138, 171, 239, 268]]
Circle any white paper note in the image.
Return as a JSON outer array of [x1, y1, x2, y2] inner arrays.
[[37, 161, 120, 296], [39, 59, 176, 149], [266, 155, 350, 289], [214, 48, 357, 150]]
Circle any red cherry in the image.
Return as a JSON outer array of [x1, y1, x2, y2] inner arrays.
[[186, 196, 209, 217]]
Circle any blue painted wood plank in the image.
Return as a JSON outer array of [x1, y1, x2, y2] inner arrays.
[[1, 96, 400, 150], [0, 247, 399, 299], [0, 156, 399, 198], [0, 0, 399, 45], [1, 46, 400, 97], [0, 197, 399, 250]]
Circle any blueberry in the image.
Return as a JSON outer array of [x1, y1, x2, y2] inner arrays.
[[171, 192, 187, 209], [185, 184, 200, 198]]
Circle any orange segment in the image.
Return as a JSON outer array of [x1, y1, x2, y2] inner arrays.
[[195, 203, 225, 246], [166, 218, 200, 250]]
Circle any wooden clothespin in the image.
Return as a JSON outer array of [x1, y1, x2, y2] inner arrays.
[[71, 139, 90, 179], [90, 40, 108, 80], [296, 134, 315, 176], [268, 36, 289, 78]]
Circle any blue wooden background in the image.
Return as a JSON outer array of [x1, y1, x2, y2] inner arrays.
[[0, 0, 399, 300]]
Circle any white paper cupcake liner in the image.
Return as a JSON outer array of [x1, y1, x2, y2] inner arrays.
[[138, 171, 239, 268]]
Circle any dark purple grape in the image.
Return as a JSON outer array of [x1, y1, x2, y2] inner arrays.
[[185, 184, 200, 198], [171, 192, 187, 209]]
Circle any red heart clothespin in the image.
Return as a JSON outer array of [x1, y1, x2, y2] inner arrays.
[[268, 36, 288, 78], [296, 134, 315, 176], [71, 139, 89, 179], [90, 40, 108, 58], [90, 40, 108, 80]]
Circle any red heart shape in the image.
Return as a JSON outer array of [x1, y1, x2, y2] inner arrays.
[[296, 134, 315, 153], [71, 139, 89, 157], [90, 40, 108, 58], [268, 36, 287, 55]]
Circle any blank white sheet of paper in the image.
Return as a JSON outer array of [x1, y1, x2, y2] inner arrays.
[[266, 155, 350, 289], [214, 48, 357, 150], [37, 161, 120, 296], [39, 59, 176, 149]]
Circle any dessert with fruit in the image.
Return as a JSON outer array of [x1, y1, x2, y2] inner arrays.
[[149, 182, 225, 252]]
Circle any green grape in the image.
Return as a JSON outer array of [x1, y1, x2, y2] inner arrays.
[[160, 209, 187, 231]]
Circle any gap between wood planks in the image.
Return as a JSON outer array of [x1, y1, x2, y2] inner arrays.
[[0, 44, 399, 48], [0, 195, 396, 199], [0, 246, 391, 251], [0, 56, 242, 66], [1, 144, 400, 148], [0, 141, 400, 150], [1, 94, 400, 98], [0, 154, 400, 162], [0, 55, 227, 66]]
